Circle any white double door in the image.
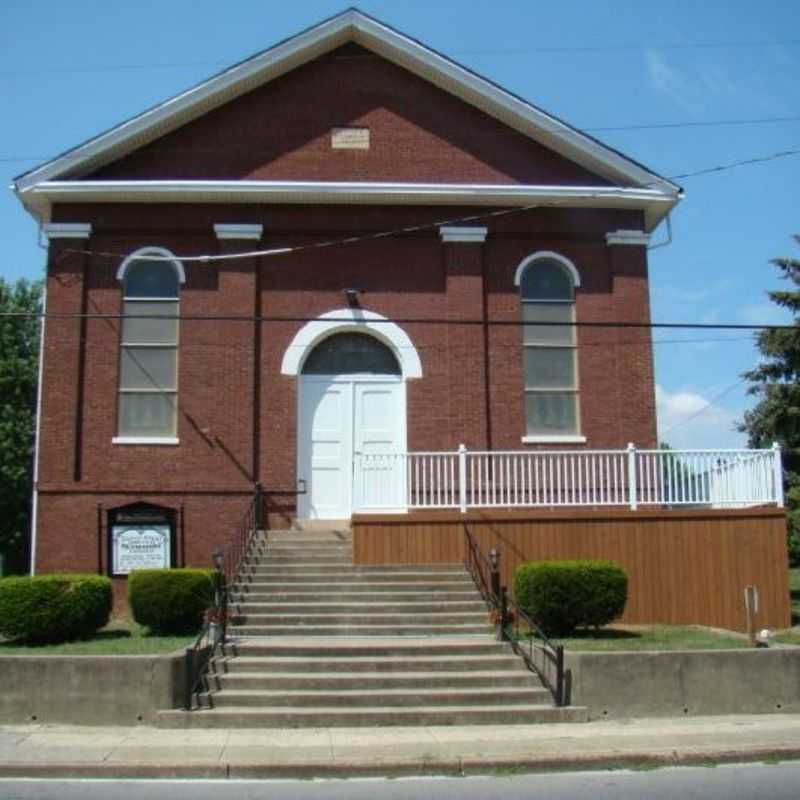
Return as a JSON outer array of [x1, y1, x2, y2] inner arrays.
[[298, 375, 405, 520]]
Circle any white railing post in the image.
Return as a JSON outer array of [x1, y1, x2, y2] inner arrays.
[[627, 442, 638, 510], [458, 444, 467, 513], [772, 441, 784, 507]]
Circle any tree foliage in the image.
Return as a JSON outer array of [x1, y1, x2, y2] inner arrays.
[[0, 279, 41, 573], [739, 236, 800, 565]]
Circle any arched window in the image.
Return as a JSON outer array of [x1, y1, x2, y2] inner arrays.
[[517, 253, 580, 438], [301, 332, 401, 376], [115, 249, 183, 441]]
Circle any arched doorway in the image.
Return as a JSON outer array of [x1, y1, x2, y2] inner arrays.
[[297, 332, 405, 520]]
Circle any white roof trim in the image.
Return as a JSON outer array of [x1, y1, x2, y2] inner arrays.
[[281, 308, 423, 379], [12, 9, 680, 201], [20, 180, 677, 231]]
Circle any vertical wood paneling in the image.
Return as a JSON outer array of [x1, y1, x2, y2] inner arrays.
[[352, 508, 791, 632]]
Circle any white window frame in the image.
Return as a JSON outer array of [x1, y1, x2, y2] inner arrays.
[[515, 252, 585, 444], [113, 248, 184, 445]]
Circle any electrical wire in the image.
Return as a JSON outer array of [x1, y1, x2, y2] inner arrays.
[[659, 378, 748, 435], [0, 311, 793, 332], [3, 119, 799, 163], [18, 146, 789, 266], [2, 38, 798, 77]]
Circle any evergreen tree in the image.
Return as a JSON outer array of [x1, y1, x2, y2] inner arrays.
[[739, 236, 800, 566], [0, 279, 41, 574]]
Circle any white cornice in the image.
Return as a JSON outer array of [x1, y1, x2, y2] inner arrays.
[[12, 10, 681, 202], [605, 229, 651, 246], [21, 180, 678, 231], [214, 223, 264, 240], [439, 225, 488, 243], [42, 222, 92, 240]]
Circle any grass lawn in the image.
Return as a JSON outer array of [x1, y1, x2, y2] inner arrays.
[[546, 624, 749, 652], [0, 617, 193, 655]]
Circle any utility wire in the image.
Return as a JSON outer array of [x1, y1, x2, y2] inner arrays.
[[660, 379, 747, 435], [4, 119, 800, 163], [35, 145, 798, 266], [0, 311, 793, 331], [2, 38, 798, 76]]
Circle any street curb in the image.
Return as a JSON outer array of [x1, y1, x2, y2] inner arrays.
[[0, 746, 799, 779]]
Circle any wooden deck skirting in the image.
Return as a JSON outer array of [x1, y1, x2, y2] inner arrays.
[[351, 506, 791, 632]]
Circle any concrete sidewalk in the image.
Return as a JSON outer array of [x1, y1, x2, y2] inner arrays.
[[1, 714, 799, 778]]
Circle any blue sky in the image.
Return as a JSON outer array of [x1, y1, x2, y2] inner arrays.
[[2, 1, 798, 449]]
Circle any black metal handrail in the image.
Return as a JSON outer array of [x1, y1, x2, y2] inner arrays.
[[463, 526, 566, 707], [464, 527, 500, 610], [501, 588, 566, 707], [183, 483, 264, 710], [183, 571, 226, 710]]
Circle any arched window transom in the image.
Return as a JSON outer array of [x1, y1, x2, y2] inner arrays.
[[520, 255, 580, 437], [302, 332, 401, 376]]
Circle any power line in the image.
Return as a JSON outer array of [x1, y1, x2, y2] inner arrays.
[[3, 120, 800, 164], [587, 116, 800, 132], [668, 148, 800, 180], [33, 145, 796, 266], [2, 38, 798, 77], [660, 379, 747, 435], [0, 311, 793, 331]]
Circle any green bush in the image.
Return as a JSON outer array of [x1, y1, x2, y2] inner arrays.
[[0, 574, 112, 644], [513, 559, 628, 637], [128, 568, 216, 635]]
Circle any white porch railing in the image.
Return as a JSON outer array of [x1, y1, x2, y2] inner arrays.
[[354, 444, 784, 513]]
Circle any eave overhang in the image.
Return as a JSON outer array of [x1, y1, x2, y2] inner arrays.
[[19, 180, 679, 232]]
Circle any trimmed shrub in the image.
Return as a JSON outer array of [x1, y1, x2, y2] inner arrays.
[[513, 559, 628, 637], [128, 568, 216, 635], [0, 574, 112, 644]]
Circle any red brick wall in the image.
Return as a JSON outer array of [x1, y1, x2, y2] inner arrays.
[[39, 203, 655, 553], [88, 43, 613, 187]]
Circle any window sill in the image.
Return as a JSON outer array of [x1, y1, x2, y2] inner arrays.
[[112, 437, 179, 446], [521, 435, 587, 444]]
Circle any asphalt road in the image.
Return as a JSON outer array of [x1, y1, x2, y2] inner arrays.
[[2, 762, 800, 800]]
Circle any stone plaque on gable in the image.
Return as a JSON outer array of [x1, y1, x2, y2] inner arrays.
[[331, 127, 370, 149]]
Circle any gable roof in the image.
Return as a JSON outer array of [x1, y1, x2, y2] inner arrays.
[[12, 8, 681, 227]]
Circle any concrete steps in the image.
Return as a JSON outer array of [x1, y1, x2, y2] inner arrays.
[[159, 529, 587, 728]]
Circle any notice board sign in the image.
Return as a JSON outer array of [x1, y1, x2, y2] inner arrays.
[[108, 503, 176, 577]]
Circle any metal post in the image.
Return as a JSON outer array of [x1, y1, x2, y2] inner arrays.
[[254, 482, 264, 530], [499, 586, 509, 632], [458, 444, 467, 513], [183, 647, 194, 710], [554, 644, 565, 706], [627, 442, 638, 510], [212, 547, 226, 646], [489, 547, 501, 601], [772, 442, 784, 507]]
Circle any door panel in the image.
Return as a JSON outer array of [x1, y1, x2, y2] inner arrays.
[[298, 379, 352, 520], [353, 382, 404, 511]]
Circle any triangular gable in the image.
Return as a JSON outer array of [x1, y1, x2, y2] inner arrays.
[[13, 8, 679, 197], [84, 42, 617, 187]]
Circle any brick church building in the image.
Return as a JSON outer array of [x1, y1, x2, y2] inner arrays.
[[13, 10, 683, 588]]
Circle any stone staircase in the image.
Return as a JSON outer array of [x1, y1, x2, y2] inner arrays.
[[158, 529, 587, 728]]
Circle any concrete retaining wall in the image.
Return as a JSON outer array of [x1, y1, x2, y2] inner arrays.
[[0, 653, 186, 725], [564, 648, 800, 720]]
